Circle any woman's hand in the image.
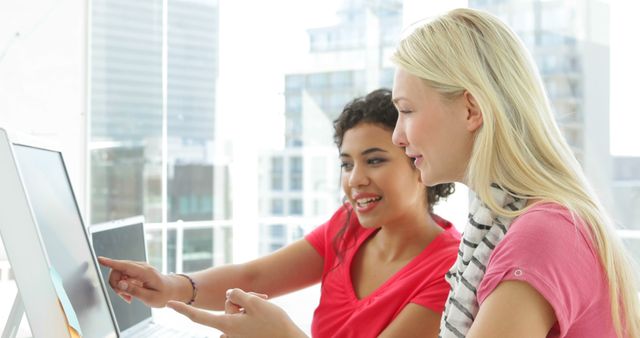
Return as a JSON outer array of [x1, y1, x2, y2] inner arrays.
[[98, 256, 190, 307], [167, 288, 308, 338]]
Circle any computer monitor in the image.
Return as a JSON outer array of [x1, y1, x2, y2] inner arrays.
[[0, 128, 119, 338]]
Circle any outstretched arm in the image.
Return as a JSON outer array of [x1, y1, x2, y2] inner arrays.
[[98, 238, 324, 310]]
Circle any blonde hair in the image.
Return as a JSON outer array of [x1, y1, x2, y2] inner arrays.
[[392, 8, 640, 337]]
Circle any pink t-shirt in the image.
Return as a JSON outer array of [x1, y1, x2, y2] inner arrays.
[[305, 205, 460, 338], [477, 203, 616, 337]]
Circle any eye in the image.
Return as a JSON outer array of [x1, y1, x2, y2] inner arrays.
[[340, 162, 353, 171], [367, 158, 387, 165], [398, 110, 413, 115]]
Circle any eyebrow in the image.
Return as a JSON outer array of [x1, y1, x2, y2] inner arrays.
[[391, 97, 405, 105], [339, 147, 388, 158]]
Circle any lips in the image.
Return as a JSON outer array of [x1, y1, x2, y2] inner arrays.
[[352, 193, 382, 213], [406, 151, 423, 167], [412, 155, 423, 167]]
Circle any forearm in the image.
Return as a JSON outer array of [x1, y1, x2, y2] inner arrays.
[[174, 263, 252, 310], [171, 240, 323, 310]]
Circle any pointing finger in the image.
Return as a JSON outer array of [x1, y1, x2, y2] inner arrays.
[[98, 257, 147, 279]]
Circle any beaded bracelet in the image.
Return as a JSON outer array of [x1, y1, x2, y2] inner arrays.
[[174, 273, 197, 305]]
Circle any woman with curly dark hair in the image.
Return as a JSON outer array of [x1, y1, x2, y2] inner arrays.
[[99, 89, 460, 338], [331, 89, 456, 269]]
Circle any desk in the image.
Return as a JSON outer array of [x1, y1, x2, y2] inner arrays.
[[152, 307, 221, 336], [1, 281, 318, 337]]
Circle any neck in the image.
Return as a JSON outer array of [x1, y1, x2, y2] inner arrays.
[[372, 212, 443, 262]]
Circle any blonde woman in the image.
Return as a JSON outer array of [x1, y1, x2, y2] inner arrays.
[[390, 8, 640, 338]]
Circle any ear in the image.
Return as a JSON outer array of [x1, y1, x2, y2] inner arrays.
[[463, 91, 483, 132]]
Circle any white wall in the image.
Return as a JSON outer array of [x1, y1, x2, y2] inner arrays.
[[0, 0, 87, 210]]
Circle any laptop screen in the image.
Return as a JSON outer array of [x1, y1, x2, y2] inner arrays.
[[90, 219, 153, 331], [13, 144, 118, 338]]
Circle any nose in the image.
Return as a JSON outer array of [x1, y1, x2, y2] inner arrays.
[[348, 164, 369, 188], [392, 116, 408, 147]]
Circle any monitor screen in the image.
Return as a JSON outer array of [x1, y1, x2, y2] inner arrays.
[[91, 221, 152, 331], [13, 144, 118, 338]]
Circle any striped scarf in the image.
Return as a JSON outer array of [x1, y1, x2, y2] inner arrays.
[[439, 184, 527, 337]]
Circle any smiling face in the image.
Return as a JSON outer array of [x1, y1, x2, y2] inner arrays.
[[391, 68, 478, 186], [340, 122, 426, 228]]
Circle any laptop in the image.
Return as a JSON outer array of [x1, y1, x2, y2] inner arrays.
[[89, 216, 210, 338]]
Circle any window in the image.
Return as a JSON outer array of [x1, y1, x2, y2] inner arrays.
[[90, 0, 228, 276], [290, 156, 304, 191], [90, 0, 164, 224], [271, 157, 284, 190], [269, 224, 286, 238], [183, 228, 213, 272], [167, 229, 177, 273], [290, 199, 303, 215], [271, 199, 284, 215]]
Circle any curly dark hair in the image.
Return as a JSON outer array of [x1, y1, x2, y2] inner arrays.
[[331, 88, 455, 263]]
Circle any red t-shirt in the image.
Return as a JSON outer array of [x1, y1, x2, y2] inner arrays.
[[305, 205, 460, 338], [477, 203, 617, 337]]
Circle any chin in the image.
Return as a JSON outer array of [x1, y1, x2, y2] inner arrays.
[[419, 172, 437, 187], [355, 214, 380, 229], [420, 169, 455, 187]]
